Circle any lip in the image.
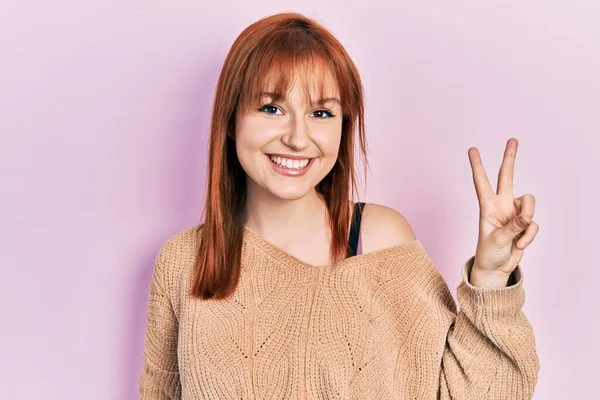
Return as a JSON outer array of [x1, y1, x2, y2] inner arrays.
[[266, 153, 314, 161], [265, 154, 314, 177]]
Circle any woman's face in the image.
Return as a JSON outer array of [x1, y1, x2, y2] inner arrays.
[[234, 71, 343, 201]]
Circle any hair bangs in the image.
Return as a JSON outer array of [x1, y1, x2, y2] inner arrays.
[[237, 40, 342, 116]]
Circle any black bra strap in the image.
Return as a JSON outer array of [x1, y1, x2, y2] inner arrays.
[[347, 202, 366, 257]]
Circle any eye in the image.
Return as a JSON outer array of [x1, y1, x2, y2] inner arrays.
[[257, 104, 283, 115], [312, 109, 336, 119]]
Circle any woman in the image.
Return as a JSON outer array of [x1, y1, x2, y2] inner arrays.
[[139, 12, 540, 399]]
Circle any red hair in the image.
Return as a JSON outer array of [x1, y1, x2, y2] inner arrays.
[[192, 12, 368, 299]]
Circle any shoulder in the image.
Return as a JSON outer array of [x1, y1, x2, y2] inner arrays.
[[157, 224, 202, 259], [153, 223, 203, 286], [359, 203, 417, 253]]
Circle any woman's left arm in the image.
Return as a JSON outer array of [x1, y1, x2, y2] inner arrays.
[[438, 137, 541, 398]]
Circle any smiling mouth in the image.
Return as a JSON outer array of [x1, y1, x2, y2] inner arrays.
[[266, 154, 314, 170]]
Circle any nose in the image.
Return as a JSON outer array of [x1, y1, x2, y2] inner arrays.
[[281, 114, 310, 151]]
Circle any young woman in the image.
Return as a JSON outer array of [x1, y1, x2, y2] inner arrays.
[[140, 12, 540, 399]]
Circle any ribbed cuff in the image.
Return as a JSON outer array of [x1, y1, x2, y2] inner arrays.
[[457, 256, 526, 319]]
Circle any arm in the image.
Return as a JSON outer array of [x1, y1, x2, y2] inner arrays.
[[438, 255, 540, 399], [139, 247, 181, 399], [361, 204, 539, 398]]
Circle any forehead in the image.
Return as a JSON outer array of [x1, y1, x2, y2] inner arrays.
[[262, 62, 340, 102]]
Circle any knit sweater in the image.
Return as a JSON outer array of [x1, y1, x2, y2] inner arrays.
[[139, 224, 539, 399]]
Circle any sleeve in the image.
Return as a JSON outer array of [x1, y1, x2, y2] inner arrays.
[[139, 246, 182, 399], [438, 255, 540, 400]]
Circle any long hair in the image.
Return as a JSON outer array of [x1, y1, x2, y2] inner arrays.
[[192, 12, 368, 299]]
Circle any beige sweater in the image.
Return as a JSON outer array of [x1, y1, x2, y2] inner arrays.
[[139, 224, 539, 399]]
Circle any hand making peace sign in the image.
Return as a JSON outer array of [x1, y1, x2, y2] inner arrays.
[[468, 138, 539, 288]]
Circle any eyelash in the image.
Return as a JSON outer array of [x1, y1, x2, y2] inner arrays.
[[257, 104, 336, 119]]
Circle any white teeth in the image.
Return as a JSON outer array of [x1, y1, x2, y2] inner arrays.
[[269, 155, 311, 170]]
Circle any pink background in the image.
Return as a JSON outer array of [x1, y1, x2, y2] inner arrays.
[[1, 1, 598, 399]]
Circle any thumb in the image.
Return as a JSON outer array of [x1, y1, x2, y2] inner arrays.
[[495, 214, 531, 244]]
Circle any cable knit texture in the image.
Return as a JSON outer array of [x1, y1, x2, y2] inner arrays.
[[139, 224, 539, 399]]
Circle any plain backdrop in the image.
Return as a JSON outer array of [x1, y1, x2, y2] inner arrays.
[[1, 1, 598, 399]]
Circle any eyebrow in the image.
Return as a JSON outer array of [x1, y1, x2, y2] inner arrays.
[[260, 92, 341, 107]]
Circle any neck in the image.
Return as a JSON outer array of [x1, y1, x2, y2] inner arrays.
[[244, 185, 329, 245]]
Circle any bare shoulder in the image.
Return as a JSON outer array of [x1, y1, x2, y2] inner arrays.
[[359, 203, 417, 253]]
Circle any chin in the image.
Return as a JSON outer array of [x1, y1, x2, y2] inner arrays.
[[267, 184, 314, 201]]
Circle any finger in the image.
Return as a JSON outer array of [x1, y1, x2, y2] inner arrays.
[[497, 138, 518, 196], [468, 147, 495, 207], [496, 212, 532, 244], [514, 197, 522, 214], [515, 194, 535, 219], [516, 221, 539, 249]]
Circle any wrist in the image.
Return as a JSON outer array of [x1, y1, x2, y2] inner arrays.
[[469, 264, 511, 289]]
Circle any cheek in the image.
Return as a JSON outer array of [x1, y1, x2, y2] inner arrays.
[[315, 125, 343, 158], [236, 127, 265, 150], [235, 122, 271, 162]]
